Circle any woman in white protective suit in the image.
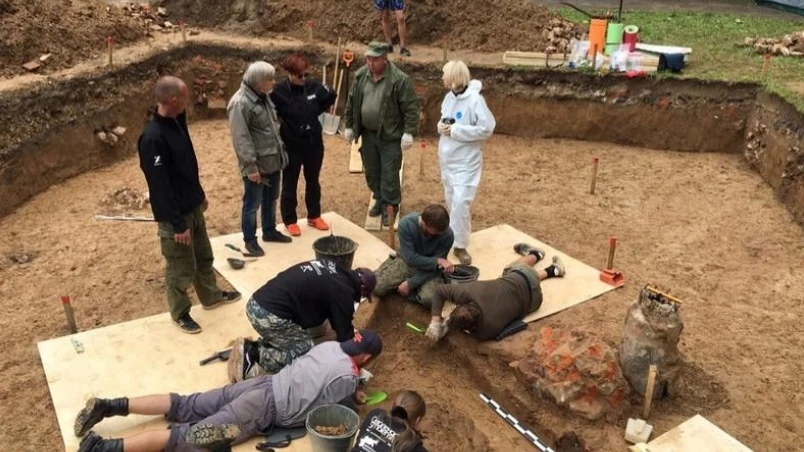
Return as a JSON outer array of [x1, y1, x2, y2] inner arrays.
[[436, 60, 496, 265]]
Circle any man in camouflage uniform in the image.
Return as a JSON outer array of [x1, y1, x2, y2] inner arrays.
[[373, 204, 454, 306], [228, 259, 377, 381]]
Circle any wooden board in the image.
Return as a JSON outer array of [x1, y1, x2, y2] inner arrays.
[[364, 160, 403, 232], [502, 50, 660, 73], [38, 212, 392, 452], [349, 137, 363, 173], [646, 415, 753, 452], [211, 211, 393, 298], [442, 224, 620, 322]]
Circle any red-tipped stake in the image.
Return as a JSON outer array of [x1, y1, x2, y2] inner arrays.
[[61, 296, 78, 334], [419, 141, 426, 177], [179, 20, 186, 43], [106, 36, 114, 66]]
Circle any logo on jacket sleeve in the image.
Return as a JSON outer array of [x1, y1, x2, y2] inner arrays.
[[153, 155, 162, 167]]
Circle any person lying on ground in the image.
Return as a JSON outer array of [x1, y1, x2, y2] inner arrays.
[[373, 204, 455, 306], [73, 330, 383, 452], [425, 244, 566, 342], [352, 390, 429, 452], [229, 259, 377, 381]]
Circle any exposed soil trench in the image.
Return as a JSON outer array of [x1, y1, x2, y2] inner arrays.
[[2, 44, 804, 452]]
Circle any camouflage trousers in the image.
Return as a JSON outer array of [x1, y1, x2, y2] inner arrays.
[[246, 298, 314, 374], [373, 256, 444, 307]]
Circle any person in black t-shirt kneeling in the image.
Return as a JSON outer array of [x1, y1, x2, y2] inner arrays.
[[352, 390, 429, 452]]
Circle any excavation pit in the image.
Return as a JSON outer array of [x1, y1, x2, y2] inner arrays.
[[2, 40, 804, 452]]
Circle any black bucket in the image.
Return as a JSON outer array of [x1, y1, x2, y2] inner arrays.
[[447, 264, 480, 284], [312, 236, 359, 270]]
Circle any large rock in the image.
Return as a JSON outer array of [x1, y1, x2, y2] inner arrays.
[[619, 286, 684, 399], [514, 327, 630, 421]]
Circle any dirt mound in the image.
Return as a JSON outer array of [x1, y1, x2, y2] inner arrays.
[[0, 0, 144, 78], [99, 187, 149, 212], [166, 0, 582, 52]]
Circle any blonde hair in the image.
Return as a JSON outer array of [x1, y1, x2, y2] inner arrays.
[[442, 60, 470, 91]]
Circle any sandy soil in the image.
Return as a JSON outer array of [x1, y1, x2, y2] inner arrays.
[[1, 120, 803, 451]]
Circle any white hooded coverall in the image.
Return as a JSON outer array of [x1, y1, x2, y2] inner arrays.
[[438, 79, 496, 249]]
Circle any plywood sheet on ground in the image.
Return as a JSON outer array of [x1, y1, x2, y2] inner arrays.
[[364, 160, 403, 232], [211, 211, 393, 299], [445, 224, 619, 322], [646, 415, 753, 452], [349, 137, 363, 173], [39, 212, 392, 452]]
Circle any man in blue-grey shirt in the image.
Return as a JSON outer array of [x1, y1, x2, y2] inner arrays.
[[373, 204, 455, 306], [73, 330, 383, 452]]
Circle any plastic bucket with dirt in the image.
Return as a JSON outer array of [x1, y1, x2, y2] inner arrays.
[[313, 235, 358, 270], [447, 264, 480, 284], [305, 404, 360, 452]]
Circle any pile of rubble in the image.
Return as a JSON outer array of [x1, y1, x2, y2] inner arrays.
[[743, 31, 804, 57], [100, 187, 149, 211], [542, 17, 585, 54], [119, 2, 200, 36]]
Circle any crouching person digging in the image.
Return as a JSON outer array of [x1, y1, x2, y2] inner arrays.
[[425, 244, 566, 342], [229, 259, 377, 381], [73, 331, 383, 452]]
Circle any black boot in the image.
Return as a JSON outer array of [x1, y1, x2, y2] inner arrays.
[[369, 199, 382, 217], [186, 423, 241, 452], [74, 397, 129, 437], [382, 205, 399, 227], [78, 431, 124, 452]]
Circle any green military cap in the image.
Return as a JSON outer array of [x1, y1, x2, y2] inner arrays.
[[365, 41, 391, 57]]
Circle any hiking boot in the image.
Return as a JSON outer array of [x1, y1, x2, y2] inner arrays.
[[388, 44, 395, 54], [185, 424, 241, 452], [203, 291, 242, 310], [78, 431, 123, 452], [307, 217, 329, 231], [173, 314, 202, 334], [400, 47, 411, 57], [262, 230, 292, 243], [227, 337, 264, 383], [368, 199, 382, 217], [244, 240, 265, 257], [453, 248, 472, 265], [381, 205, 399, 227], [551, 256, 566, 277], [285, 223, 302, 237], [513, 243, 545, 262], [74, 397, 129, 437]]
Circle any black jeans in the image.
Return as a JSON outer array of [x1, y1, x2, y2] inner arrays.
[[280, 144, 324, 224]]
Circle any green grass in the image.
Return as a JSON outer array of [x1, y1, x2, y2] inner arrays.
[[555, 7, 804, 109]]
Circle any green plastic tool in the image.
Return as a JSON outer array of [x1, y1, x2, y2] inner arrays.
[[406, 322, 424, 334], [365, 391, 388, 406]]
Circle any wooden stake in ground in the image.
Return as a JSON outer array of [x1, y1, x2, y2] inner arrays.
[[606, 237, 617, 269], [761, 54, 772, 82], [306, 21, 314, 42], [332, 69, 344, 115], [179, 20, 186, 43], [419, 141, 426, 177], [106, 36, 114, 66], [387, 205, 396, 249], [61, 296, 78, 334], [643, 364, 658, 419], [590, 157, 599, 194]]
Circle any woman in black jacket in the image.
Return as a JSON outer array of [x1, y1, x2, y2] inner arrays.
[[352, 390, 429, 452], [270, 53, 337, 236]]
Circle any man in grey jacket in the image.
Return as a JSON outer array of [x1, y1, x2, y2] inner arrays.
[[227, 61, 292, 257], [73, 330, 383, 452]]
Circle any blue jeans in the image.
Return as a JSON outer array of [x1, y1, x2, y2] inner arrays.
[[242, 172, 280, 242]]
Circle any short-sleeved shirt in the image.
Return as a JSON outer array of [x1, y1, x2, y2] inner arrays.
[[351, 408, 428, 452]]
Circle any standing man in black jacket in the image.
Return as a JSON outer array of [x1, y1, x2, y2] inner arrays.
[[228, 259, 377, 382], [270, 53, 337, 237], [138, 76, 240, 334]]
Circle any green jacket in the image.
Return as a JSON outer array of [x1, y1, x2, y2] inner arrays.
[[344, 62, 420, 142]]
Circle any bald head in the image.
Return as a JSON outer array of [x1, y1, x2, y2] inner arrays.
[[154, 76, 189, 117]]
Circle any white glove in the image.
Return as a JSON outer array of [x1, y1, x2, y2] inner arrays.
[[344, 128, 354, 142], [401, 133, 413, 150], [437, 121, 452, 136], [358, 368, 374, 386], [425, 321, 447, 342]]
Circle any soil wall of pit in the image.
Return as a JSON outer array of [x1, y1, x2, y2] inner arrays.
[[2, 43, 803, 226]]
